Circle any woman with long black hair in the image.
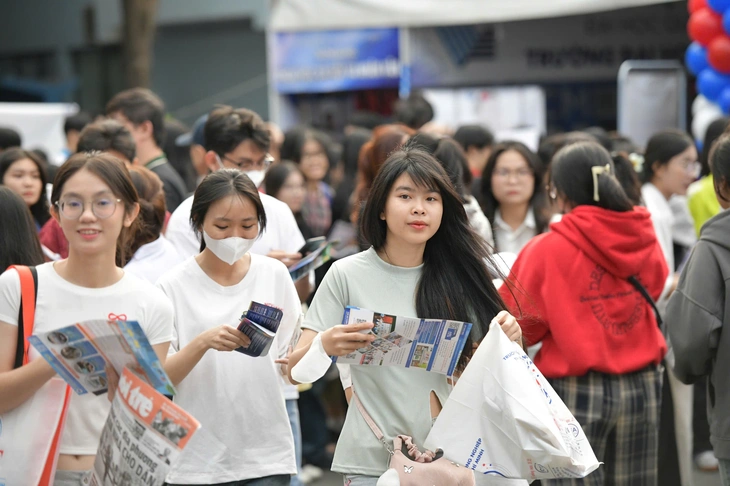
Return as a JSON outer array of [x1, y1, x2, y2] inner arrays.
[[287, 146, 521, 485], [0, 186, 45, 271]]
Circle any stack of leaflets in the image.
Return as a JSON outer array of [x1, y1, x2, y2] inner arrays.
[[336, 306, 473, 377], [29, 319, 175, 396], [235, 302, 283, 357]]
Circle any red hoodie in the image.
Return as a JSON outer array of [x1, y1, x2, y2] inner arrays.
[[499, 205, 668, 379]]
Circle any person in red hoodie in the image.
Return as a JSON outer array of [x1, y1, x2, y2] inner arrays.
[[500, 141, 668, 486]]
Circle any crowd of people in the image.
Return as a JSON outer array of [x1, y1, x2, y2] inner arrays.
[[0, 87, 728, 486]]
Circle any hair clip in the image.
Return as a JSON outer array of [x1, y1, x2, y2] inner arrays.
[[591, 164, 612, 202], [628, 153, 644, 173]]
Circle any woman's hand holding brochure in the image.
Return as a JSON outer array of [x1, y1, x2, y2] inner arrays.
[[321, 321, 375, 356], [198, 325, 251, 352]]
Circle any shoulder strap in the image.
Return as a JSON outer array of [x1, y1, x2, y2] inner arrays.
[[11, 265, 38, 369], [352, 390, 394, 454], [628, 275, 663, 328]]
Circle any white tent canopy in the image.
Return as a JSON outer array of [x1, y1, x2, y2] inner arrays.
[[270, 0, 682, 31]]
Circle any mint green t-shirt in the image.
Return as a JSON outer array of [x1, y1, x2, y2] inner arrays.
[[302, 248, 453, 477]]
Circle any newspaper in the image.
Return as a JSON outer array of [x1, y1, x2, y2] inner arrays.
[[90, 367, 201, 486], [28, 319, 175, 396], [288, 241, 336, 281], [336, 306, 472, 376]]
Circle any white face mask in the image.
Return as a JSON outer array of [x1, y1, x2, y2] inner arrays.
[[203, 230, 255, 265], [244, 170, 266, 188]]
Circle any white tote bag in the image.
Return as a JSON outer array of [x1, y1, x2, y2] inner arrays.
[[0, 377, 70, 484], [425, 321, 601, 482]]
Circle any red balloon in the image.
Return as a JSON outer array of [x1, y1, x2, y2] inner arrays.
[[709, 36, 730, 73], [688, 8, 724, 46], [689, 0, 709, 13]]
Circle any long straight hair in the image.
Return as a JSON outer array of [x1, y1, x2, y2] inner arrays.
[[361, 146, 506, 368], [0, 187, 44, 271]]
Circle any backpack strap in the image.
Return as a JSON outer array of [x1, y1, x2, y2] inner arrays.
[[628, 275, 663, 328], [10, 265, 38, 369]]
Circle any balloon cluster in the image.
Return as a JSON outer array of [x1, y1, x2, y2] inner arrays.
[[687, 0, 730, 113]]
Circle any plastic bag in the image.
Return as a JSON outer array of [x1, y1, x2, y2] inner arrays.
[[425, 321, 600, 481]]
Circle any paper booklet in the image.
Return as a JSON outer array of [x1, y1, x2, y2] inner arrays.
[[235, 301, 283, 357], [336, 306, 473, 376], [29, 319, 175, 396], [288, 240, 336, 282], [90, 367, 201, 486]]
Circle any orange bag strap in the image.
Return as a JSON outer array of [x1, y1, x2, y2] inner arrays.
[[8, 265, 37, 367]]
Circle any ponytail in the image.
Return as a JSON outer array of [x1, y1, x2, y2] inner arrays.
[[551, 141, 633, 212]]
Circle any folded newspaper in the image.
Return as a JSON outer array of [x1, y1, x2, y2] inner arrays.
[[288, 240, 335, 282], [90, 367, 200, 486], [29, 319, 175, 396], [336, 306, 472, 376]]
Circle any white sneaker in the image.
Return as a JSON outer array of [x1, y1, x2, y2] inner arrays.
[[695, 450, 719, 471], [299, 464, 324, 484]]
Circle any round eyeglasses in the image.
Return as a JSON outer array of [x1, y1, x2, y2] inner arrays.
[[55, 197, 122, 220]]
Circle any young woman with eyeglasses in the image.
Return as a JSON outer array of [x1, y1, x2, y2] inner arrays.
[[477, 141, 549, 254], [0, 152, 174, 485]]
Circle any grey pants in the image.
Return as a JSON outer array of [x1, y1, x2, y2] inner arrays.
[[343, 475, 379, 486], [53, 470, 92, 486]]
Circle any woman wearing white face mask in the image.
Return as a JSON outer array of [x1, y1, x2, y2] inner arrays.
[[158, 169, 301, 485]]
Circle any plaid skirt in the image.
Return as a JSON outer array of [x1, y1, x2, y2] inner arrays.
[[541, 365, 663, 486]]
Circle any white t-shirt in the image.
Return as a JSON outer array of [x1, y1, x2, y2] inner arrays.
[[166, 193, 306, 259], [124, 235, 184, 284], [0, 262, 174, 455], [157, 255, 300, 483], [641, 183, 677, 309], [165, 192, 306, 401]]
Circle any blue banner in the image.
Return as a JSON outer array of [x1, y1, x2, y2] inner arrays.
[[274, 28, 400, 94]]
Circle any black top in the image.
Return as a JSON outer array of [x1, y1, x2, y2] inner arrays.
[[146, 156, 189, 212]]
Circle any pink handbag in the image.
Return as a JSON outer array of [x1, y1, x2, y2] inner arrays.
[[352, 392, 476, 486]]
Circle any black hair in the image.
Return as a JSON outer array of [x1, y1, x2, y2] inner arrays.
[[537, 131, 598, 169], [64, 112, 93, 135], [479, 141, 549, 235], [453, 124, 495, 151], [190, 169, 267, 252], [393, 92, 434, 130], [550, 141, 634, 212], [106, 88, 166, 147], [280, 127, 333, 174], [701, 117, 730, 177], [582, 127, 612, 151], [611, 153, 643, 206], [0, 148, 50, 226], [204, 106, 270, 156], [642, 130, 695, 184], [348, 111, 385, 131], [77, 119, 137, 163], [332, 130, 370, 223], [52, 152, 141, 266], [360, 147, 506, 369], [0, 187, 45, 271], [0, 127, 22, 150], [432, 138, 471, 199], [263, 161, 302, 200], [709, 133, 730, 202]]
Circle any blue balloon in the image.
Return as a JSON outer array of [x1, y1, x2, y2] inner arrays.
[[698, 69, 730, 102], [686, 43, 709, 75], [719, 88, 730, 114], [709, 0, 730, 14], [723, 9, 730, 35]]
